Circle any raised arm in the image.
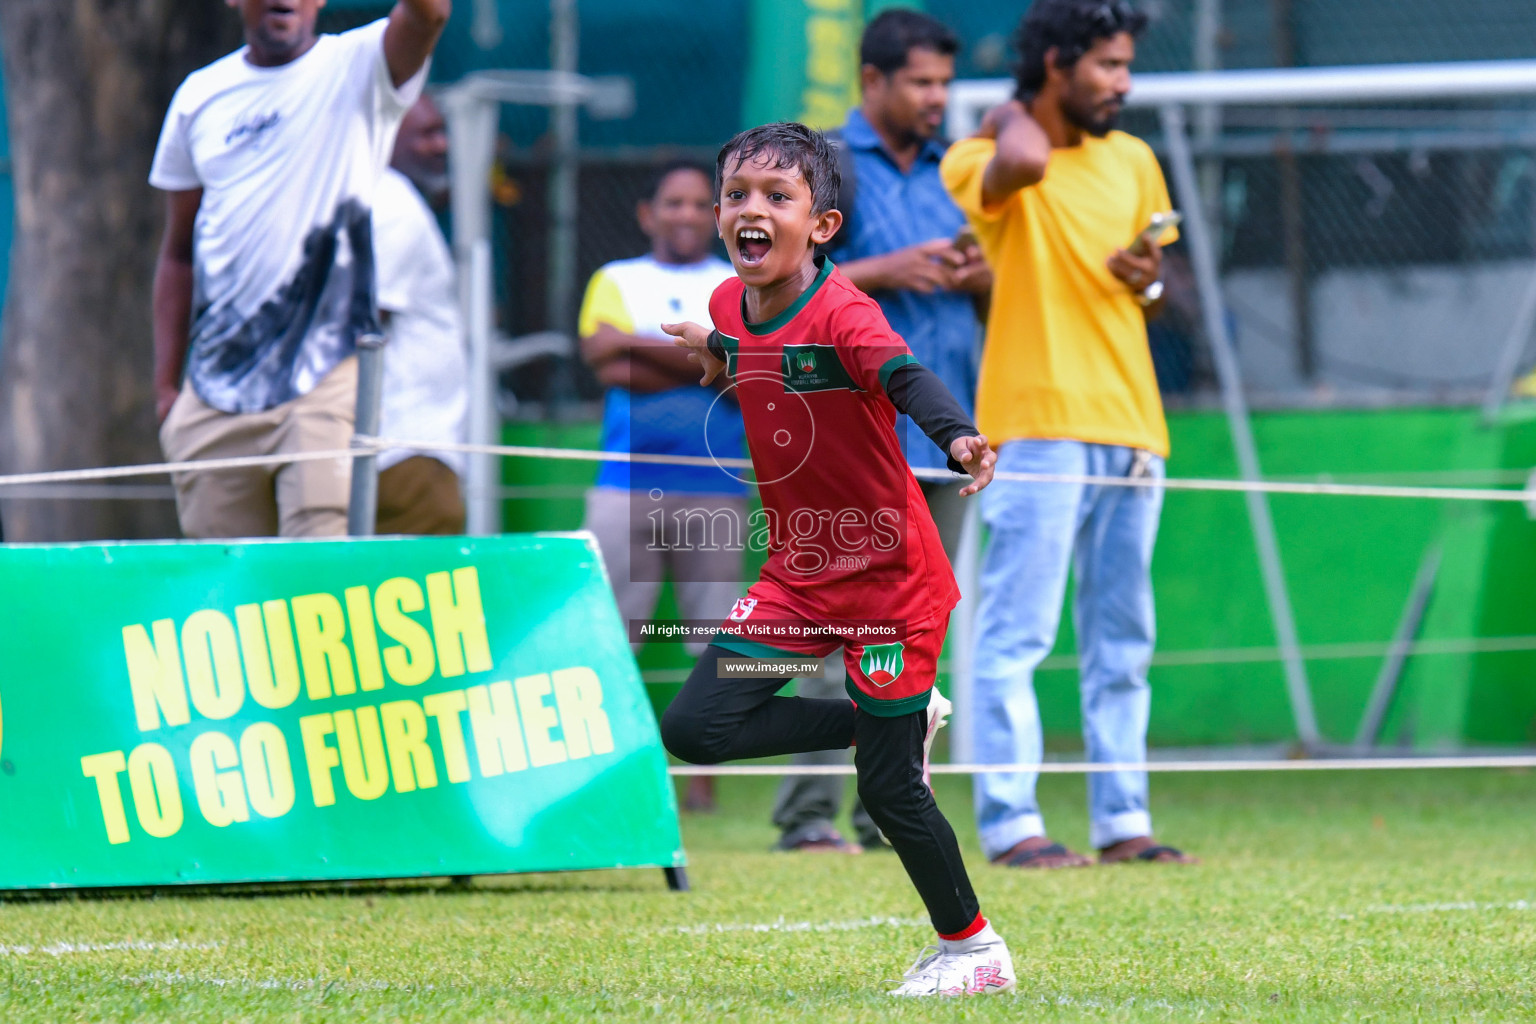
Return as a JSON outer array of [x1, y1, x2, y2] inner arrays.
[[384, 0, 451, 88], [977, 100, 1052, 209], [153, 188, 202, 423]]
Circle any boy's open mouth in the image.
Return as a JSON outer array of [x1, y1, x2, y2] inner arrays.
[[736, 227, 772, 267]]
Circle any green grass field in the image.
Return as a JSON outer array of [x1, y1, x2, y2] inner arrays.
[[1, 767, 1533, 1022]]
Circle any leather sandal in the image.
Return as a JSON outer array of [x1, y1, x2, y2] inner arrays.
[[991, 838, 1093, 869]]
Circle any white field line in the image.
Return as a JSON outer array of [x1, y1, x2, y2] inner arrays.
[[1027, 993, 1211, 1012], [0, 938, 219, 957], [128, 970, 410, 992], [674, 914, 929, 936], [1364, 900, 1535, 914]]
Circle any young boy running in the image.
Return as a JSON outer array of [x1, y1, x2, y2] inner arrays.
[[659, 122, 1015, 999]]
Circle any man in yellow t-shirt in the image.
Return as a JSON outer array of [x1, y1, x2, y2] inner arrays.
[[941, 0, 1195, 869]]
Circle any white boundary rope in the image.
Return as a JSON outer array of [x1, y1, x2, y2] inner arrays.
[[667, 754, 1536, 776], [5, 437, 1532, 777], [1051, 633, 1536, 668], [0, 447, 366, 488], [0, 436, 1532, 504], [634, 633, 1536, 683], [390, 438, 1536, 503]]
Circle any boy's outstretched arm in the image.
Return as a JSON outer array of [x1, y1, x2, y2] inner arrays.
[[885, 362, 997, 496], [948, 434, 996, 496], [660, 320, 727, 386]]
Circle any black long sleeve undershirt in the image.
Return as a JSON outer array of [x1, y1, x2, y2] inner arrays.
[[885, 362, 977, 476]]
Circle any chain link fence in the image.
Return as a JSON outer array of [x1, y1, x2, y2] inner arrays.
[[491, 149, 715, 412], [315, 0, 1536, 412], [1216, 116, 1536, 400], [1105, 96, 1536, 404]]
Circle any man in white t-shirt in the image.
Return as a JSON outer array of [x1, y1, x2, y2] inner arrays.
[[150, 0, 450, 538], [372, 95, 468, 534]]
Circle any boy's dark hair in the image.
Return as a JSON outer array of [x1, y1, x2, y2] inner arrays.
[[646, 158, 714, 201], [714, 122, 841, 216], [1013, 0, 1149, 100], [860, 8, 959, 76]]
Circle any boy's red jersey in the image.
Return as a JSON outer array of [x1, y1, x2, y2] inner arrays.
[[708, 258, 959, 633]]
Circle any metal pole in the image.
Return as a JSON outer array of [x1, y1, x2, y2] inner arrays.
[[465, 239, 498, 533], [950, 500, 981, 764], [1278, 139, 1316, 380], [442, 69, 631, 531], [1353, 543, 1440, 750], [1193, 0, 1223, 228], [1480, 262, 1536, 424], [1160, 103, 1321, 747], [444, 89, 501, 535], [347, 333, 386, 537], [944, 60, 1536, 135], [547, 0, 581, 408], [471, 0, 503, 49], [1270, 0, 1315, 383]]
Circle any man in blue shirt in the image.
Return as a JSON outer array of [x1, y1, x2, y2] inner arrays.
[[770, 8, 990, 853]]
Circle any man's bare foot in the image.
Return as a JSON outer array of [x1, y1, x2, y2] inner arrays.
[[991, 836, 1093, 868], [1098, 835, 1199, 864], [683, 776, 716, 813]]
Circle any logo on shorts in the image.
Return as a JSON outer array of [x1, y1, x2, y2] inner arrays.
[[859, 642, 905, 687], [728, 598, 758, 622], [796, 350, 817, 374]]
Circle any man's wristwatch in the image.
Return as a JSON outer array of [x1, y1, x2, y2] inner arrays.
[[1136, 278, 1164, 307]]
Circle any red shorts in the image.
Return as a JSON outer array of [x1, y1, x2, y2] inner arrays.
[[711, 580, 943, 717]]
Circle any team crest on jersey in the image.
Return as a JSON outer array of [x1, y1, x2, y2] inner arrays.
[[859, 642, 905, 687], [780, 344, 855, 393], [728, 598, 758, 622]]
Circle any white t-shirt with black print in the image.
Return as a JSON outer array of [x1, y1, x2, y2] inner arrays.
[[150, 19, 427, 414]]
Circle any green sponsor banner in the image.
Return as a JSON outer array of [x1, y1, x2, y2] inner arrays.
[[0, 534, 684, 888], [740, 0, 923, 130], [743, 0, 862, 129]]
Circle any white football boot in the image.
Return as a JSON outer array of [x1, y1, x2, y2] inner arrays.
[[921, 687, 953, 788], [887, 922, 1016, 998]]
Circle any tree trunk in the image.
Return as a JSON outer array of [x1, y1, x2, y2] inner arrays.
[[0, 1, 239, 540]]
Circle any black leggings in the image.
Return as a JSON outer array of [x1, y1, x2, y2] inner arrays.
[[661, 645, 980, 935]]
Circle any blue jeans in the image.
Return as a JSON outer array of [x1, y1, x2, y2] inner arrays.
[[973, 439, 1163, 857]]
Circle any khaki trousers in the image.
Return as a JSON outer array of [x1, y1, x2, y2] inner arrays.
[[159, 357, 357, 539], [376, 456, 466, 535]]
